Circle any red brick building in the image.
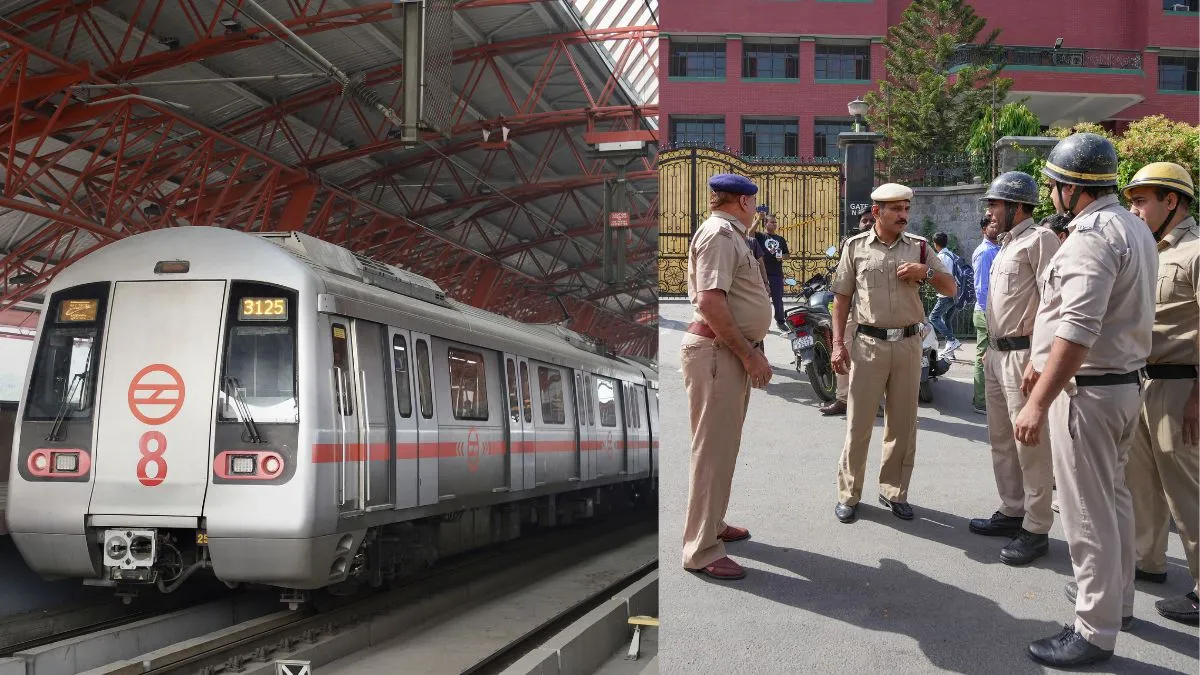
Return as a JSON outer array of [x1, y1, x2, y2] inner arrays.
[[661, 0, 1199, 158]]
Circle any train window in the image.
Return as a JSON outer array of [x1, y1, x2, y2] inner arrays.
[[392, 335, 413, 418], [448, 347, 489, 421], [506, 359, 520, 424], [519, 361, 532, 424], [538, 366, 565, 425], [585, 375, 595, 426], [416, 339, 433, 419], [25, 283, 108, 421], [596, 378, 617, 428], [330, 324, 353, 416]]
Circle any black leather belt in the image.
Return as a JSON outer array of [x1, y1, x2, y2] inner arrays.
[[1075, 371, 1140, 387], [857, 323, 921, 341], [990, 335, 1031, 351], [1143, 364, 1198, 380]]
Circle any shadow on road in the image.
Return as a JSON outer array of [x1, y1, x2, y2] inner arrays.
[[710, 539, 1195, 674]]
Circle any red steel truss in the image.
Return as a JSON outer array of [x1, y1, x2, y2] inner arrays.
[[0, 2, 659, 356]]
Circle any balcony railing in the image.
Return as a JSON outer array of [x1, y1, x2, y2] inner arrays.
[[949, 44, 1143, 72]]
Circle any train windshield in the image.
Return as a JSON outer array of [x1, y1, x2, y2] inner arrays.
[[218, 282, 298, 424], [24, 283, 109, 421]]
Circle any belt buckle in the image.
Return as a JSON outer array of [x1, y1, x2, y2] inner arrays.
[[886, 328, 903, 341]]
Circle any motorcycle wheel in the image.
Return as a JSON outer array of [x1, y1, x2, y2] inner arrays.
[[918, 379, 933, 403], [806, 333, 838, 402]]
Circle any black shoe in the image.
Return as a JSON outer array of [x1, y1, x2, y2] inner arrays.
[[1155, 592, 1199, 625], [1000, 530, 1049, 566], [968, 511, 1023, 538], [1028, 625, 1113, 667], [834, 502, 857, 523], [878, 495, 913, 520], [777, 322, 789, 332], [1135, 568, 1167, 583], [1064, 582, 1133, 631]]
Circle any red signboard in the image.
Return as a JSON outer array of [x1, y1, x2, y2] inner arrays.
[[609, 212, 630, 228]]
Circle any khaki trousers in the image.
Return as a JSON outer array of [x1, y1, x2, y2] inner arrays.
[[984, 348, 1054, 534], [680, 335, 751, 569], [1050, 384, 1139, 652], [1126, 377, 1199, 589], [836, 333, 921, 505], [835, 316, 857, 402]]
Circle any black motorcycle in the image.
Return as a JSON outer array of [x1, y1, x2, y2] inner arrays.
[[783, 247, 839, 402]]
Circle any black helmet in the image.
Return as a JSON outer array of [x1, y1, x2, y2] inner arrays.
[[1042, 133, 1119, 187], [982, 171, 1039, 205]]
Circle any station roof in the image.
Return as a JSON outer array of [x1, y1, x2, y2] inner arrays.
[[0, 0, 659, 356]]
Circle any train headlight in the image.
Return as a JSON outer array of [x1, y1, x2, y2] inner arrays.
[[230, 455, 256, 475], [32, 454, 48, 471], [262, 455, 281, 475], [53, 452, 79, 473]]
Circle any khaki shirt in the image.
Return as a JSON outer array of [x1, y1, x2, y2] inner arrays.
[[832, 228, 949, 328], [987, 218, 1061, 339], [1031, 195, 1158, 376], [688, 210, 773, 342], [1150, 217, 1199, 366]]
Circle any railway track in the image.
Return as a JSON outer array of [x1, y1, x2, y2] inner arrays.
[[4, 514, 654, 675]]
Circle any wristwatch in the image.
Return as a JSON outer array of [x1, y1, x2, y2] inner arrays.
[[925, 265, 935, 280]]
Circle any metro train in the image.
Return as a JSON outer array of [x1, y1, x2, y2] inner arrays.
[[6, 227, 658, 605]]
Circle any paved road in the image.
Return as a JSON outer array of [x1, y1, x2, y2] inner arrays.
[[657, 299, 1199, 674]]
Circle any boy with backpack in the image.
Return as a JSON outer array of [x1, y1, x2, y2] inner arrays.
[[928, 232, 975, 356]]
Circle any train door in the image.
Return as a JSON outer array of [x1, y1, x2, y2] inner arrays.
[[503, 354, 525, 491], [389, 330, 419, 509], [90, 280, 225, 518], [573, 371, 592, 481], [517, 358, 536, 487], [411, 332, 439, 506], [350, 321, 392, 511], [647, 387, 659, 479], [633, 384, 650, 476], [531, 361, 574, 486], [329, 319, 362, 515], [594, 375, 624, 478]]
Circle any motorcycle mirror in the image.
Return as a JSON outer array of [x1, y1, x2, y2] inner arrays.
[[825, 246, 837, 257], [784, 278, 797, 286]]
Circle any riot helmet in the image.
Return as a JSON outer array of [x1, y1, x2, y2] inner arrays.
[[981, 171, 1039, 231]]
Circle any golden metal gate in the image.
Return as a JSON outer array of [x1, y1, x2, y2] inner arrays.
[[658, 147, 842, 297]]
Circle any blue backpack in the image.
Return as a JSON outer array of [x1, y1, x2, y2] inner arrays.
[[950, 254, 976, 311]]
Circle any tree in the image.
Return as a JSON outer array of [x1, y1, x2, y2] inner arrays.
[[865, 0, 1012, 164], [967, 102, 1042, 178]]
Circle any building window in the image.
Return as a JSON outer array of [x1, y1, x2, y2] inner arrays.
[[670, 117, 725, 147], [1159, 55, 1198, 91], [815, 44, 870, 80], [1164, 0, 1198, 11], [814, 120, 855, 160], [743, 118, 799, 158], [537, 366, 565, 425], [448, 347, 488, 421], [668, 40, 726, 78], [743, 42, 799, 79]]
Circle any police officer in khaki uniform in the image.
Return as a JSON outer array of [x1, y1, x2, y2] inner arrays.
[[831, 184, 955, 523], [968, 172, 1061, 566], [1122, 162, 1199, 625], [821, 213, 877, 417], [681, 173, 774, 581], [1015, 133, 1158, 667]]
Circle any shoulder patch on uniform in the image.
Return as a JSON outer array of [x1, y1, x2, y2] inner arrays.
[[846, 230, 872, 243], [901, 231, 928, 242]]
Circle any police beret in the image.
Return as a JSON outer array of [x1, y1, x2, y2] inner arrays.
[[708, 173, 759, 196], [871, 183, 914, 202]]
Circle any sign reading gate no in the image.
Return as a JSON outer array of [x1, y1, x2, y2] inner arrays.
[[609, 212, 630, 228]]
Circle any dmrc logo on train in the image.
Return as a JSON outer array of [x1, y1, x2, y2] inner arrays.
[[126, 364, 186, 487]]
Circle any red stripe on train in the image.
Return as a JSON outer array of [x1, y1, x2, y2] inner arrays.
[[309, 438, 652, 463]]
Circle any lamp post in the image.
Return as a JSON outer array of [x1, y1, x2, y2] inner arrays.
[[837, 98, 886, 239], [848, 98, 868, 133]]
